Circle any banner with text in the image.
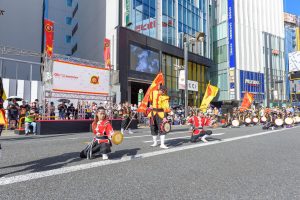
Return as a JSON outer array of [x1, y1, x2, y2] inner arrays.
[[52, 61, 109, 95]]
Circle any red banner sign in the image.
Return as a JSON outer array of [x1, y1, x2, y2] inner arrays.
[[103, 38, 111, 69], [44, 19, 54, 57]]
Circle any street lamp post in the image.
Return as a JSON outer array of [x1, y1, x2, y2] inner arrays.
[[182, 32, 205, 118], [184, 41, 189, 118]]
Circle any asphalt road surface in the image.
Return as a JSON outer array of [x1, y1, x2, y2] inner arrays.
[[0, 125, 299, 200]]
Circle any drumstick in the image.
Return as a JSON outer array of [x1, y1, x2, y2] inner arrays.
[[124, 112, 137, 130]]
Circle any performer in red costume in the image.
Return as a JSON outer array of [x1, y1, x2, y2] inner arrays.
[[187, 111, 212, 143], [80, 107, 114, 160]]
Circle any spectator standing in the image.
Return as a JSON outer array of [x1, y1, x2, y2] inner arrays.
[[49, 102, 55, 120], [7, 99, 19, 130], [19, 100, 30, 125], [67, 103, 76, 120], [58, 102, 67, 119], [31, 102, 39, 114]]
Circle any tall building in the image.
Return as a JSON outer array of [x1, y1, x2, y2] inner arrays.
[[45, 0, 79, 56], [284, 12, 300, 104], [212, 0, 286, 107], [0, 0, 44, 103], [72, 0, 106, 62], [102, 0, 215, 104]]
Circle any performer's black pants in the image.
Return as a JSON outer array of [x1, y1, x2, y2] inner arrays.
[[150, 114, 165, 136], [121, 117, 130, 129], [80, 137, 111, 158], [190, 130, 212, 143]]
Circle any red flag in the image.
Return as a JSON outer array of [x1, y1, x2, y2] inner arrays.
[[137, 73, 165, 113], [240, 92, 254, 111], [103, 38, 111, 69], [44, 19, 54, 57]]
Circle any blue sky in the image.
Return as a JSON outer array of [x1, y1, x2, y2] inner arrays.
[[284, 0, 300, 16]]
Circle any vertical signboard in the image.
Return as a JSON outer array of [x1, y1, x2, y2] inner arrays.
[[228, 0, 236, 68], [125, 0, 131, 26]]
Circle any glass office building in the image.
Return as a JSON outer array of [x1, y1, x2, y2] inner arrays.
[[122, 0, 213, 106], [129, 0, 208, 48]]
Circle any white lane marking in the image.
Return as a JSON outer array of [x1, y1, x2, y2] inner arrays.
[[212, 133, 225, 136], [0, 127, 298, 186], [143, 136, 190, 143], [143, 133, 225, 143]]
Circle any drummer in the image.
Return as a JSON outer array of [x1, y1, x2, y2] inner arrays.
[[80, 106, 114, 160], [188, 111, 212, 143]]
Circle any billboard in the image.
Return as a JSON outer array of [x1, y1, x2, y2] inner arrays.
[[284, 12, 297, 25], [240, 70, 264, 100], [178, 71, 199, 91], [289, 51, 300, 72], [52, 60, 109, 95], [130, 44, 160, 74], [228, 0, 236, 68]]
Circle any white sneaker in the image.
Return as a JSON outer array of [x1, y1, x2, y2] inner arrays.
[[201, 137, 208, 143], [128, 129, 134, 134], [102, 154, 108, 160], [160, 144, 169, 149]]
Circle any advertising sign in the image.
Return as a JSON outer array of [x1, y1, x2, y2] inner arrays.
[[228, 0, 236, 68], [178, 71, 199, 91], [52, 61, 109, 95], [240, 70, 264, 99], [289, 51, 300, 72], [284, 12, 297, 25]]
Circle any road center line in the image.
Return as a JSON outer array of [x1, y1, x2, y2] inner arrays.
[[143, 133, 225, 143], [0, 126, 298, 186]]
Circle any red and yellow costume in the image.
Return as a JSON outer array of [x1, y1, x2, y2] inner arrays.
[[0, 108, 6, 126], [148, 89, 170, 135], [80, 119, 114, 158], [188, 115, 212, 143]]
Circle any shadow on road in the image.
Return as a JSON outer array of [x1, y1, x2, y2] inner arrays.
[[110, 148, 141, 159], [166, 138, 190, 147], [165, 136, 222, 147], [0, 152, 82, 178]]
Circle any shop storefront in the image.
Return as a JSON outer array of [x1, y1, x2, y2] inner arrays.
[[161, 54, 208, 107], [240, 70, 265, 104], [117, 27, 215, 105]]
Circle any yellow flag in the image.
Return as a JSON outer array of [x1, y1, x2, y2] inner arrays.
[[200, 83, 219, 112], [0, 78, 7, 103]]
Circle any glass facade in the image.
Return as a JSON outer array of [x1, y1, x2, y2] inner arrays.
[[162, 0, 176, 45], [129, 0, 208, 48], [161, 54, 207, 107], [131, 0, 157, 38]]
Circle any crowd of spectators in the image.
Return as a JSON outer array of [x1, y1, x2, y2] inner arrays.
[[10, 98, 299, 131]]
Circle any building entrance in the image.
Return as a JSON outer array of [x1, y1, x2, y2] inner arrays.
[[130, 82, 150, 105]]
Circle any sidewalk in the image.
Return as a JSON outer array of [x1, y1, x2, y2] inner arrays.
[[1, 130, 16, 137]]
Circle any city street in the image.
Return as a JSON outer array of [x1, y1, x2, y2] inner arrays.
[[0, 125, 299, 200]]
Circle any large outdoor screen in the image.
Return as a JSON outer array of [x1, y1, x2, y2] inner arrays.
[[130, 44, 160, 74]]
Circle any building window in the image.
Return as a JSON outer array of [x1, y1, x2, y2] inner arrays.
[[66, 17, 72, 25], [65, 35, 71, 43], [71, 43, 77, 55], [72, 23, 78, 36], [67, 0, 73, 7]]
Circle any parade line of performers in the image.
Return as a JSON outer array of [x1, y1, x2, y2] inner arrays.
[[79, 74, 300, 160]]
